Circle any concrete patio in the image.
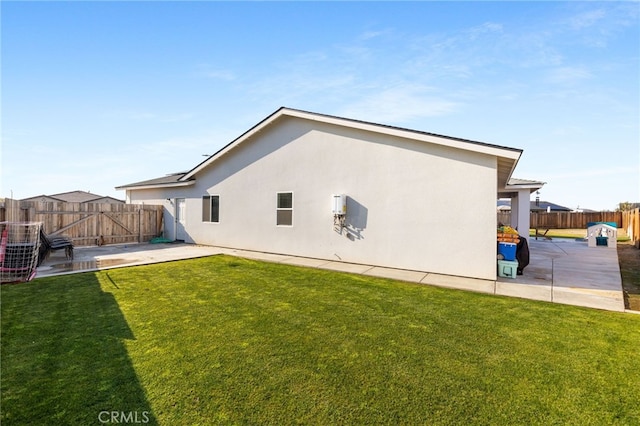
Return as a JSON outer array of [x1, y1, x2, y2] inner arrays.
[[496, 239, 625, 312], [36, 238, 627, 313]]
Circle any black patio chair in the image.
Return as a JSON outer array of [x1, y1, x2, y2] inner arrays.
[[38, 229, 74, 265]]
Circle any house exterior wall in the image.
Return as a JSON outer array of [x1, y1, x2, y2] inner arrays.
[[127, 116, 499, 280], [125, 190, 177, 239]]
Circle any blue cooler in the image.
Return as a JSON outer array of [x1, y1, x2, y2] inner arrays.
[[498, 242, 517, 261]]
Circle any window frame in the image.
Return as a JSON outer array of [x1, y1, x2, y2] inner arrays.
[[276, 191, 293, 227], [202, 195, 220, 223]]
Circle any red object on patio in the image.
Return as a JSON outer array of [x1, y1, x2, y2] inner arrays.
[[0, 222, 42, 284]]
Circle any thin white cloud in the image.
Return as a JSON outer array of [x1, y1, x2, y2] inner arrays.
[[194, 65, 236, 81], [338, 84, 459, 124], [406, 19, 563, 73], [204, 70, 236, 81], [547, 66, 593, 84], [246, 48, 358, 106], [550, 125, 586, 137], [131, 112, 157, 120], [560, 3, 639, 47], [358, 29, 392, 41], [101, 110, 157, 121], [102, 109, 194, 123], [506, 32, 564, 68], [568, 9, 606, 30], [164, 113, 195, 123], [466, 22, 503, 40]]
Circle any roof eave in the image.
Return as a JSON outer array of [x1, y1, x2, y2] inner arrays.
[[285, 108, 524, 158], [496, 153, 523, 192], [115, 180, 196, 191], [181, 107, 524, 182], [503, 182, 546, 192], [499, 179, 546, 198]]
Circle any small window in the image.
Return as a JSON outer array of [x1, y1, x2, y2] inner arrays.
[[276, 192, 293, 226], [202, 195, 219, 223]]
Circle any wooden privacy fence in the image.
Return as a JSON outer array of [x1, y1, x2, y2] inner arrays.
[[622, 208, 640, 248], [0, 199, 164, 247], [530, 211, 623, 229], [498, 211, 625, 230]]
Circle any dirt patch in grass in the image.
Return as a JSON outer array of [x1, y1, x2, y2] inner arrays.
[[618, 241, 640, 311]]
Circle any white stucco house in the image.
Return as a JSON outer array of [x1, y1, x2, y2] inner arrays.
[[117, 107, 543, 281]]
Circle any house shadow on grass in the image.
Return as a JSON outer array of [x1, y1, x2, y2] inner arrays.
[[0, 273, 156, 425]]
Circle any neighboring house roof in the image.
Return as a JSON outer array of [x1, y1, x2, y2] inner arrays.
[[497, 200, 572, 212], [496, 200, 512, 211], [118, 107, 525, 192], [51, 190, 100, 203], [533, 201, 572, 212], [21, 190, 124, 203], [20, 194, 67, 203], [85, 196, 126, 204]]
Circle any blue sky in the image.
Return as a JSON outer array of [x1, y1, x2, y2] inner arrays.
[[2, 1, 638, 211]]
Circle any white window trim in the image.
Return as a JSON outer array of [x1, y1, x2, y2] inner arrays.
[[276, 191, 294, 227], [202, 194, 220, 224]]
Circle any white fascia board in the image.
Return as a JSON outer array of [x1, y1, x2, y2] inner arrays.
[[285, 108, 523, 159], [502, 182, 546, 195], [115, 180, 195, 192], [181, 107, 523, 181], [503, 184, 545, 192], [504, 183, 546, 189]]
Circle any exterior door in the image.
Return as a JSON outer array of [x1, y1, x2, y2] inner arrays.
[[175, 198, 187, 241]]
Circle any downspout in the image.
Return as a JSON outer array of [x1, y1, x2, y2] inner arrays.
[[174, 199, 178, 242]]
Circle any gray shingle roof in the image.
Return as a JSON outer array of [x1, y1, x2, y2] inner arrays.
[[115, 173, 191, 190]]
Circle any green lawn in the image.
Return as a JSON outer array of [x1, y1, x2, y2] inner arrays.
[[2, 255, 639, 425]]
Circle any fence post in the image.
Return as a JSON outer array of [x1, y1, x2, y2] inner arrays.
[[138, 208, 143, 243], [6, 198, 15, 222]]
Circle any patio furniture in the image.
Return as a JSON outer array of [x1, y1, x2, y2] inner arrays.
[[38, 229, 74, 265]]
